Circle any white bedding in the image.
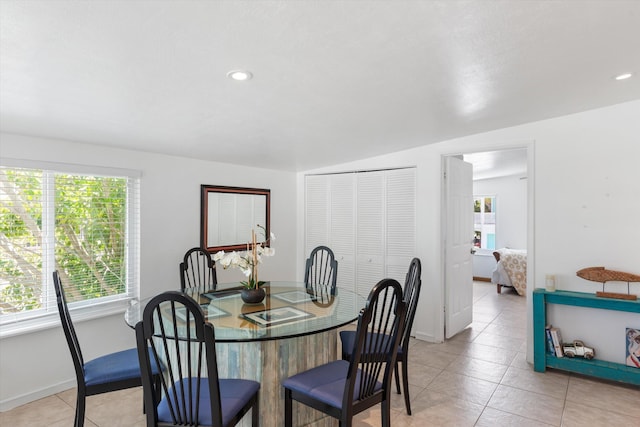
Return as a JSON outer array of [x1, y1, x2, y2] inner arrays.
[[492, 260, 513, 287]]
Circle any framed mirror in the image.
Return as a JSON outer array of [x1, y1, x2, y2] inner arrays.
[[200, 185, 271, 253]]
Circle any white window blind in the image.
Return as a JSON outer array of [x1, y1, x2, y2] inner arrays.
[[0, 162, 140, 337]]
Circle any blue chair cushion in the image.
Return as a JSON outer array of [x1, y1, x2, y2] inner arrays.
[[283, 360, 382, 409], [339, 331, 403, 359], [157, 378, 259, 426], [84, 347, 160, 387]]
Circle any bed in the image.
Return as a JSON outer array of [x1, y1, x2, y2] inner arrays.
[[491, 248, 527, 295]]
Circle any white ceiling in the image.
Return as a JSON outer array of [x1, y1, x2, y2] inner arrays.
[[464, 148, 527, 181], [1, 1, 639, 172]]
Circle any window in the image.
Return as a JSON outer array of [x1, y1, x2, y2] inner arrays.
[[473, 195, 496, 250], [0, 162, 140, 336]]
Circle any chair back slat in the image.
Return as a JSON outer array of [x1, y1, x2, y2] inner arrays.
[[401, 258, 422, 352], [309, 283, 336, 308], [136, 291, 224, 427], [345, 278, 405, 407], [304, 246, 338, 295], [180, 247, 217, 292]]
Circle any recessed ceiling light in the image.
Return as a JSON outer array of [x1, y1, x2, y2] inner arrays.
[[227, 70, 253, 81], [614, 73, 632, 80]]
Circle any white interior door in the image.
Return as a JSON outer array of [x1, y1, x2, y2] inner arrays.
[[444, 156, 474, 339]]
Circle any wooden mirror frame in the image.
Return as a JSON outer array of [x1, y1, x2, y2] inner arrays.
[[200, 185, 271, 253]]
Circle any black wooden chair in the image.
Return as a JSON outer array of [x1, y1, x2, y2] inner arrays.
[[339, 257, 422, 415], [53, 271, 161, 427], [304, 246, 338, 296], [283, 278, 406, 427], [180, 247, 217, 292], [136, 291, 260, 427], [308, 283, 336, 308]]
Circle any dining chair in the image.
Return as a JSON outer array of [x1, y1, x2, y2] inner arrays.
[[53, 271, 161, 427], [180, 247, 217, 292], [304, 245, 338, 295], [136, 291, 260, 427], [339, 257, 422, 415], [308, 283, 336, 308], [283, 278, 406, 427]]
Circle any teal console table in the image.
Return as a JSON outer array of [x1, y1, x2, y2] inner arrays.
[[533, 288, 640, 386]]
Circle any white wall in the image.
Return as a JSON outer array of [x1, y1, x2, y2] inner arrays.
[[298, 99, 640, 362], [2, 98, 639, 409], [472, 174, 528, 277], [472, 252, 498, 279], [474, 175, 527, 250], [0, 133, 297, 410]]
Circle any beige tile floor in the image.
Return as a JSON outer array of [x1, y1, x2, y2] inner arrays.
[[2, 282, 639, 426]]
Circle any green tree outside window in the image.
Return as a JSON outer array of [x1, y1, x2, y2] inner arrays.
[[1, 167, 129, 315]]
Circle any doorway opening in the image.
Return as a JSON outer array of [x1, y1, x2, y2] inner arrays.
[[443, 146, 531, 341]]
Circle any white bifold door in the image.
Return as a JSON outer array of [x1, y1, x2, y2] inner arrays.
[[304, 168, 416, 297]]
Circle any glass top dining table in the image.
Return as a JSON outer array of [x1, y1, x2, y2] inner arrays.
[[125, 281, 366, 343]]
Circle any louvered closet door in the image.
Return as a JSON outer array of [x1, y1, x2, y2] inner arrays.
[[355, 171, 386, 297], [305, 175, 329, 256], [386, 168, 417, 287], [330, 174, 356, 291], [304, 169, 417, 298]]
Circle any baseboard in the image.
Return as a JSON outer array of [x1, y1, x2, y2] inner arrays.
[[414, 331, 442, 343], [473, 276, 492, 282], [0, 379, 75, 412]]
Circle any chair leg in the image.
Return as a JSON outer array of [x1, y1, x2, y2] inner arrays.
[[251, 396, 260, 427], [284, 389, 292, 427], [401, 359, 412, 415], [394, 361, 401, 394], [381, 399, 391, 427], [74, 392, 85, 427]]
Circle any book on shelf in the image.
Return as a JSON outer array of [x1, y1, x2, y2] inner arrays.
[[549, 326, 564, 357], [545, 324, 556, 356]]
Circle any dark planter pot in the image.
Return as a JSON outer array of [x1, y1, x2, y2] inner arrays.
[[241, 287, 266, 304]]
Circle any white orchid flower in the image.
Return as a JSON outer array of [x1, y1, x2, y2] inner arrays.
[[262, 247, 275, 257], [210, 229, 274, 288], [220, 255, 233, 269], [238, 255, 251, 269]]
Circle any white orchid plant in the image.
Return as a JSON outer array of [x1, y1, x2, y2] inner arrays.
[[212, 225, 275, 289]]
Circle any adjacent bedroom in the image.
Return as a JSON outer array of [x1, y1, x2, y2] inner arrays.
[[466, 149, 528, 296]]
